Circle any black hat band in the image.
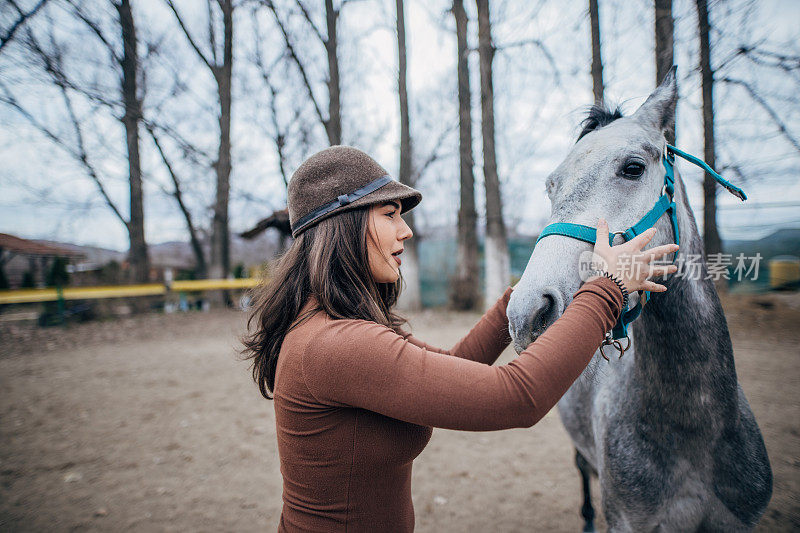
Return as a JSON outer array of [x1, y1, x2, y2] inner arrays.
[[291, 174, 393, 235]]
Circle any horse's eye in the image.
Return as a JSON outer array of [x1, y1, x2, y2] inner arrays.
[[622, 161, 646, 178]]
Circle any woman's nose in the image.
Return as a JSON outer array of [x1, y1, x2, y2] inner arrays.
[[398, 217, 413, 240]]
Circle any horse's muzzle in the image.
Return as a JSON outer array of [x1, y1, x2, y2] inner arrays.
[[508, 286, 565, 353]]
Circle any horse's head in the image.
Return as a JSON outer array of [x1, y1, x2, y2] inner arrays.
[[507, 68, 679, 353]]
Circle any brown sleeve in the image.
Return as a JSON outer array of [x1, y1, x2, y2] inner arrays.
[[301, 277, 622, 431], [397, 330, 450, 355], [397, 287, 514, 363]]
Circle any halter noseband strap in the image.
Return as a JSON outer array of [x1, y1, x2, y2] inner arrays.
[[536, 143, 746, 343]]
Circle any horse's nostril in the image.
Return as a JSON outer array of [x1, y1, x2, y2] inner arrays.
[[531, 293, 556, 334], [541, 293, 554, 314]]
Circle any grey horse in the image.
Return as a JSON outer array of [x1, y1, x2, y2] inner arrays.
[[506, 70, 772, 532]]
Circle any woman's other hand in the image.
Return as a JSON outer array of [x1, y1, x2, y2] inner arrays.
[[587, 218, 679, 293]]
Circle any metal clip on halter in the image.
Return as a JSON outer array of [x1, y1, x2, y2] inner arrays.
[[600, 332, 630, 361]]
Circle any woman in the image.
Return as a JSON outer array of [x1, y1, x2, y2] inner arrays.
[[242, 146, 678, 532]]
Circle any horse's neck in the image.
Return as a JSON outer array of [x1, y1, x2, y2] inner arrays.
[[629, 178, 739, 430]]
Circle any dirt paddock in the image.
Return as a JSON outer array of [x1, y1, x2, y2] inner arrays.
[[1, 291, 798, 532]]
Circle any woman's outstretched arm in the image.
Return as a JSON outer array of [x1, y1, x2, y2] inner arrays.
[[300, 277, 622, 431]]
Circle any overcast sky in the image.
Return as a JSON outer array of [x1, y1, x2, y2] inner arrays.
[[1, 0, 798, 251]]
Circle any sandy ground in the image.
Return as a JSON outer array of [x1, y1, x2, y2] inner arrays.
[[1, 292, 798, 532]]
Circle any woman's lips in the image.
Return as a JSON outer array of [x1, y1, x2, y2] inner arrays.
[[393, 255, 401, 266]]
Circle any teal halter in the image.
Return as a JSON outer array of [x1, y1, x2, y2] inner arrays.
[[536, 144, 746, 342]]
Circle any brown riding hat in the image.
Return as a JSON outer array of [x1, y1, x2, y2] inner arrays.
[[287, 146, 422, 237]]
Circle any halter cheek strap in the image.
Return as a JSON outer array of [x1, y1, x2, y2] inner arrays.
[[535, 144, 746, 343]]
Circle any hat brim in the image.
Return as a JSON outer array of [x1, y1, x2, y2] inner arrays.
[[291, 180, 422, 237]]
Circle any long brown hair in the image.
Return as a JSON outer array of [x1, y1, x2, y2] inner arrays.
[[241, 207, 406, 399]]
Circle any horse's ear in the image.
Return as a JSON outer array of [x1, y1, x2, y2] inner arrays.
[[633, 66, 678, 135]]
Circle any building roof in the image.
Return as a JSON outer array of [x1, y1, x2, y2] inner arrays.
[[0, 233, 85, 258]]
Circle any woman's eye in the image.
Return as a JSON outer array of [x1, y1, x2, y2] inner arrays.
[[622, 161, 645, 178], [386, 211, 396, 218]]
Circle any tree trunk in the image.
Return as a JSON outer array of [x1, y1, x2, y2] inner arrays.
[[325, 0, 341, 145], [589, 0, 604, 105], [476, 0, 509, 307], [210, 0, 233, 287], [117, 0, 149, 283], [696, 0, 722, 260], [451, 0, 480, 311], [395, 0, 421, 310], [654, 0, 675, 144]]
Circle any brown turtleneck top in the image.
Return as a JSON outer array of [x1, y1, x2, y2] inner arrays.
[[273, 277, 623, 532]]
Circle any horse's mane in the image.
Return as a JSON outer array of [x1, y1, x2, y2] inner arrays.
[[577, 104, 623, 142]]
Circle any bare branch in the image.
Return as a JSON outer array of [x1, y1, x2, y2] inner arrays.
[[494, 38, 562, 87], [293, 0, 325, 43], [261, 0, 327, 129], [0, 0, 50, 54], [8, 29, 128, 227], [64, 0, 121, 65], [738, 45, 800, 72], [252, 15, 290, 188], [144, 115, 212, 167], [207, 0, 219, 66], [22, 23, 121, 112], [58, 78, 127, 227], [412, 121, 458, 185], [721, 76, 800, 153], [0, 80, 76, 155], [144, 121, 206, 273], [164, 0, 215, 71]]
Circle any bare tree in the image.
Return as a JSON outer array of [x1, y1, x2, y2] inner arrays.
[[655, 0, 675, 144], [589, 0, 604, 104], [451, 0, 480, 311], [395, 0, 422, 310], [2, 2, 150, 282], [165, 0, 234, 282], [476, 0, 509, 305], [264, 0, 342, 145], [696, 0, 722, 259]]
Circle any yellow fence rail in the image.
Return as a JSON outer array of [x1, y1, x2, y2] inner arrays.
[[0, 278, 262, 305]]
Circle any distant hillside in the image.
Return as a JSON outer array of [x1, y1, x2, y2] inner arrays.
[[35, 230, 282, 271], [724, 228, 800, 260], [35, 240, 125, 265]]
